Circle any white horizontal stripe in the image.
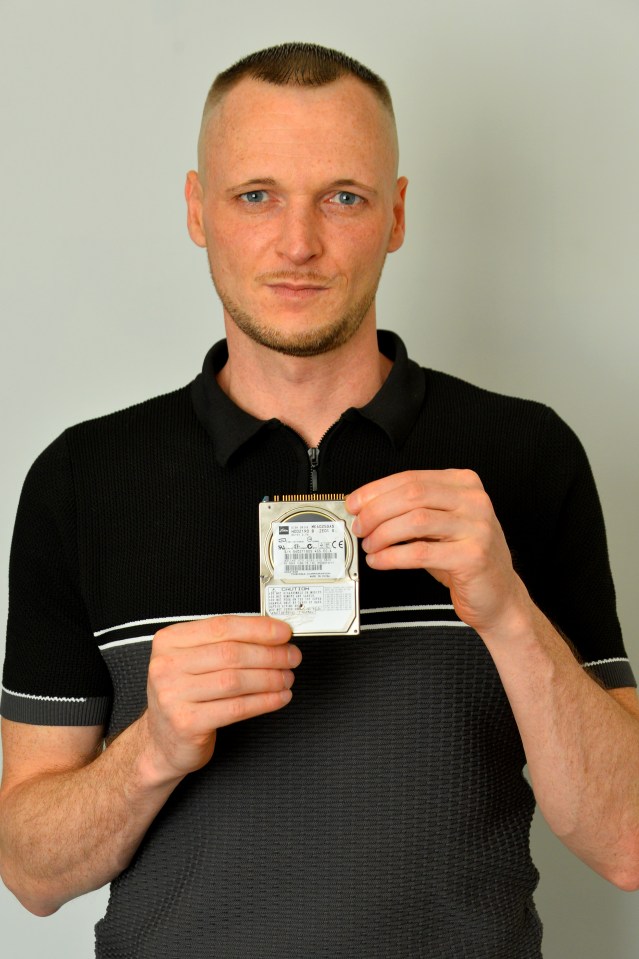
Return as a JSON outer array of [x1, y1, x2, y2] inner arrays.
[[96, 606, 457, 638], [360, 620, 470, 631], [96, 630, 627, 660], [361, 604, 455, 615], [99, 623, 471, 647], [94, 611, 258, 638], [99, 635, 154, 652], [2, 684, 87, 704], [581, 656, 629, 668], [95, 607, 464, 643]]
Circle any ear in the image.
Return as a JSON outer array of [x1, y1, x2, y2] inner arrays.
[[185, 170, 207, 248], [387, 176, 408, 253]]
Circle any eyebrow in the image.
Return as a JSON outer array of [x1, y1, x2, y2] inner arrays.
[[225, 177, 378, 196], [330, 179, 378, 196], [226, 178, 278, 194]]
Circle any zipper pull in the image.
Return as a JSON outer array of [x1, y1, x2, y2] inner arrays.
[[307, 447, 320, 492]]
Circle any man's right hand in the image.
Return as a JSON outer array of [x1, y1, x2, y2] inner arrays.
[[0, 615, 299, 915], [141, 615, 301, 783]]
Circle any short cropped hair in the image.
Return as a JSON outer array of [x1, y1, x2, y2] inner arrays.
[[203, 41, 394, 118], [197, 43, 396, 172]]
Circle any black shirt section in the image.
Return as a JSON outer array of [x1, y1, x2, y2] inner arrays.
[[1, 331, 635, 958]]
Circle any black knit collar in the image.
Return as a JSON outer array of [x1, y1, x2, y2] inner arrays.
[[190, 330, 426, 467]]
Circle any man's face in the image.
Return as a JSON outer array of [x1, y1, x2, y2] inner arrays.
[[186, 76, 407, 357]]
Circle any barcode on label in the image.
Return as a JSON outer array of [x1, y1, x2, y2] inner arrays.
[[284, 552, 338, 562], [284, 564, 324, 573]]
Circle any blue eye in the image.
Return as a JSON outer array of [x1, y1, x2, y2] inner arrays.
[[239, 190, 268, 203], [331, 191, 362, 206]]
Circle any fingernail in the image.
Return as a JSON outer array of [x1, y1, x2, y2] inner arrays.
[[288, 645, 302, 667], [351, 517, 361, 536], [272, 619, 292, 639], [280, 688, 293, 704], [282, 670, 295, 688]]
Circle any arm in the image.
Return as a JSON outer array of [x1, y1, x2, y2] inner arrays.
[[0, 718, 175, 916], [474, 596, 639, 890], [0, 615, 301, 916], [346, 470, 639, 889]]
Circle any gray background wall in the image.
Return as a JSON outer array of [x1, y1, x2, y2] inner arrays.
[[1, 0, 638, 955]]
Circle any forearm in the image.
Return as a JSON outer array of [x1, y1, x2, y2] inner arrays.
[[481, 581, 639, 888], [0, 714, 183, 916]]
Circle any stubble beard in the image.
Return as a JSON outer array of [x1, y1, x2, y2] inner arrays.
[[209, 266, 385, 358]]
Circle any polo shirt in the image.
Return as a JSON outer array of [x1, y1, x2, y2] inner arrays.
[[2, 330, 634, 958]]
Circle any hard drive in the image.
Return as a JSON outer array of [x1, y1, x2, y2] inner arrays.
[[259, 495, 360, 636]]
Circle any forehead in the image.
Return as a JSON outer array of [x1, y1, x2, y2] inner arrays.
[[202, 76, 397, 183]]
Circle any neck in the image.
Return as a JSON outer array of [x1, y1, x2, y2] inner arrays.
[[216, 318, 392, 448]]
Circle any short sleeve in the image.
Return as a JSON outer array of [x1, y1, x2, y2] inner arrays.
[[530, 408, 635, 690], [1, 434, 112, 725]]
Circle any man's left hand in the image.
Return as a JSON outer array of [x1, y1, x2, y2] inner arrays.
[[345, 469, 529, 637]]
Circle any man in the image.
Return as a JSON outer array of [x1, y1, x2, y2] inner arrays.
[[0, 42, 638, 959]]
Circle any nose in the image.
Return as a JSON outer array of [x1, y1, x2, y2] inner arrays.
[[275, 199, 323, 265]]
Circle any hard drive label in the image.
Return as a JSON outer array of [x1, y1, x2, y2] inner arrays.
[[273, 521, 346, 580]]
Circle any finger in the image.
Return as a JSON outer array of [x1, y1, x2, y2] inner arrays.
[[155, 615, 292, 651], [346, 471, 418, 514], [179, 690, 294, 734], [346, 469, 483, 515], [364, 538, 464, 573], [365, 530, 503, 582], [186, 666, 296, 703], [351, 479, 462, 539], [360, 507, 468, 555], [165, 639, 303, 676]]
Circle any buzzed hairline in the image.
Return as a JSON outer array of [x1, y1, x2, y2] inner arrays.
[[196, 42, 398, 175]]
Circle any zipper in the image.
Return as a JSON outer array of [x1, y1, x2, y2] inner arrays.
[[280, 422, 340, 493], [307, 446, 320, 492], [306, 420, 341, 492]]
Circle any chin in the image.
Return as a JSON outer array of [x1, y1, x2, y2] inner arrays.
[[222, 298, 375, 359], [243, 317, 366, 357]]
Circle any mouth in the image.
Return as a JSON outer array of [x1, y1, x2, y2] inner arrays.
[[265, 283, 330, 300]]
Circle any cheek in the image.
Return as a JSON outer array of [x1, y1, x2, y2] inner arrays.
[[204, 227, 252, 284], [206, 214, 274, 270], [339, 221, 391, 276]]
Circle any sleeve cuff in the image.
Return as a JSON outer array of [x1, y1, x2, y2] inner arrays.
[[0, 685, 111, 726], [582, 658, 637, 689]]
